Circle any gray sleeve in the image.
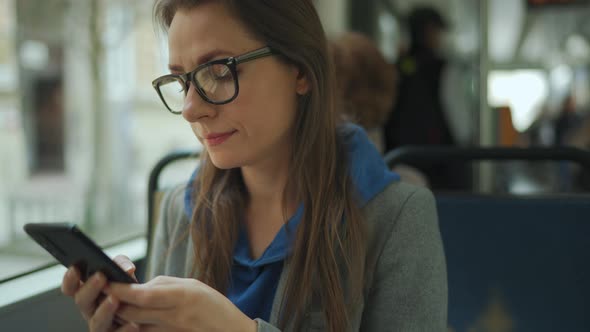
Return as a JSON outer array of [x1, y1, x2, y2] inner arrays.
[[145, 185, 184, 280], [254, 319, 281, 332], [361, 187, 448, 331]]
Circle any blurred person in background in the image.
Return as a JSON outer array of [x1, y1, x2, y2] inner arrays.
[[384, 6, 453, 149], [383, 6, 470, 190], [331, 31, 429, 187], [567, 116, 590, 191], [558, 95, 590, 191], [554, 94, 582, 146]]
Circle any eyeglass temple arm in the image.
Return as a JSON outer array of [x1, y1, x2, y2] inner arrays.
[[234, 47, 274, 65]]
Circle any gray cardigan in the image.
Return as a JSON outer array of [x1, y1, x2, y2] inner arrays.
[[147, 181, 448, 331]]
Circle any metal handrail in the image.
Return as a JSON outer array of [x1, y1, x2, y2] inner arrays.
[[145, 149, 200, 274], [384, 146, 590, 170]]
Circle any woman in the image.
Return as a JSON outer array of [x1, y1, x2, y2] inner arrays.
[[61, 1, 447, 331]]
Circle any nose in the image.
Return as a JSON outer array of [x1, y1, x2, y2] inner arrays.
[[182, 85, 217, 123]]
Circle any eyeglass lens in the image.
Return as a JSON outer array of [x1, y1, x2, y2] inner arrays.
[[158, 63, 236, 112]]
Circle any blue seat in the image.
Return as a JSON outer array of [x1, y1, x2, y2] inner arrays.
[[384, 146, 590, 331], [437, 194, 590, 331]]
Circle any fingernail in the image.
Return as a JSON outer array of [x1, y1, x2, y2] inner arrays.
[[93, 273, 103, 285], [122, 261, 135, 272]]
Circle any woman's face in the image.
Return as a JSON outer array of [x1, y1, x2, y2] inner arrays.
[[168, 2, 308, 169]]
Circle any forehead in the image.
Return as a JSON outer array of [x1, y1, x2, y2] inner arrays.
[[167, 2, 258, 67]]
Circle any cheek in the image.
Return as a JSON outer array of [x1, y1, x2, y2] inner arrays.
[[236, 68, 299, 128], [238, 89, 297, 143]]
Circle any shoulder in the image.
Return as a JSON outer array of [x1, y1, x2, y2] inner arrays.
[[358, 184, 448, 331], [163, 184, 188, 217], [363, 181, 436, 228], [158, 183, 191, 235], [362, 181, 438, 262], [147, 184, 192, 279]]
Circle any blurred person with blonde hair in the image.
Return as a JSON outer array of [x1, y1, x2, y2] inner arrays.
[[331, 32, 429, 187], [331, 32, 395, 153]]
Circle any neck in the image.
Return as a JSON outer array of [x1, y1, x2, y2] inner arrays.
[[241, 151, 292, 208], [240, 148, 298, 260]]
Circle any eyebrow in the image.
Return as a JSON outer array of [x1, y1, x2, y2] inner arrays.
[[168, 49, 235, 73]]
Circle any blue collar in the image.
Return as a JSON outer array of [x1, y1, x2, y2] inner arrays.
[[234, 205, 304, 267], [184, 123, 399, 220], [224, 123, 399, 321], [184, 123, 400, 266], [231, 124, 401, 267], [342, 123, 401, 204]]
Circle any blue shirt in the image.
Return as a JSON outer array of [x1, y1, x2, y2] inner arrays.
[[185, 123, 399, 320]]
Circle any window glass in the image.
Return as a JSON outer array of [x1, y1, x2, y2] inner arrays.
[[0, 0, 199, 282]]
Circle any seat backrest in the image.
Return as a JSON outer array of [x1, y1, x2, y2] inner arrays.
[[144, 150, 200, 280], [437, 193, 590, 331], [384, 146, 590, 330], [385, 146, 590, 170]]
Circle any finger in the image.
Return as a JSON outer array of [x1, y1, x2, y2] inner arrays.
[[61, 266, 81, 296], [74, 272, 107, 319], [113, 255, 138, 282], [113, 255, 136, 274], [89, 295, 119, 332], [106, 283, 175, 309]]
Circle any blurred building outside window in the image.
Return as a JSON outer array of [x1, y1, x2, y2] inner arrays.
[[0, 0, 200, 282]]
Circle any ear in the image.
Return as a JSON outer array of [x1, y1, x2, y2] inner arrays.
[[295, 67, 310, 95]]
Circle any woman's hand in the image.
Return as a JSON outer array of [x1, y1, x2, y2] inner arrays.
[[61, 255, 139, 332], [106, 276, 258, 332]]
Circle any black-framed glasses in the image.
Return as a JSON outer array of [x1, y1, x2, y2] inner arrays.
[[152, 46, 276, 114]]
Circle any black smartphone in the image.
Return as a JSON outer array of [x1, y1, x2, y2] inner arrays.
[[24, 222, 136, 283]]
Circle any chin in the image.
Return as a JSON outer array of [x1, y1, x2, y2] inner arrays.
[[207, 151, 243, 170]]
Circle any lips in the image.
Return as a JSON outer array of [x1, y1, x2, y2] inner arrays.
[[204, 130, 237, 147]]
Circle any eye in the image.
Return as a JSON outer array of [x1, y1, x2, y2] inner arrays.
[[209, 64, 233, 81]]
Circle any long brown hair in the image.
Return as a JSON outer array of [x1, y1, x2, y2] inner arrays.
[[154, 1, 366, 330]]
